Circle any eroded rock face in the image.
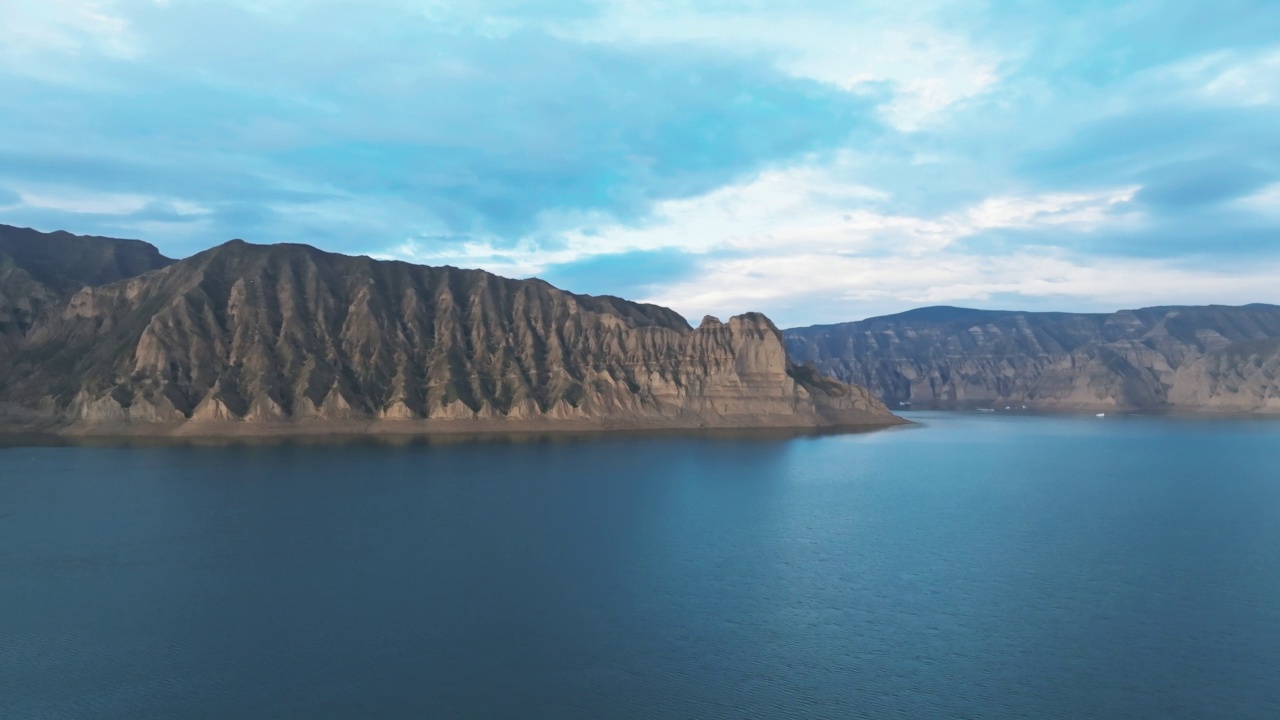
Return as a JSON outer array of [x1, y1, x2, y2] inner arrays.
[[1167, 339, 1280, 412], [785, 305, 1280, 411], [1, 238, 897, 431]]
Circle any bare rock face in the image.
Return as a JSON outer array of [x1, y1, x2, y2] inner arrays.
[[785, 305, 1280, 412], [0, 236, 898, 433], [1167, 339, 1280, 411]]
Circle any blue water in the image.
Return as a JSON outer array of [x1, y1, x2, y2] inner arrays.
[[2, 412, 1279, 719]]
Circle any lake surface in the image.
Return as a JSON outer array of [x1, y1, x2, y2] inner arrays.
[[2, 412, 1279, 719]]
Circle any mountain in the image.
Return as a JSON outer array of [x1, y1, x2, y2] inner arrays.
[[785, 305, 1280, 412], [0, 225, 175, 293], [0, 229, 898, 435], [0, 226, 175, 353], [1167, 337, 1280, 411]]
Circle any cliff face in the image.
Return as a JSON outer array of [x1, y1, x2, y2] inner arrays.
[[785, 305, 1280, 412], [1167, 338, 1280, 412], [1, 236, 896, 433]]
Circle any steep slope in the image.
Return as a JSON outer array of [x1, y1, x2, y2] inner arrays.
[[785, 305, 1280, 411], [0, 251, 59, 352], [0, 224, 174, 294], [0, 224, 174, 351], [2, 240, 897, 433], [1168, 338, 1280, 411]]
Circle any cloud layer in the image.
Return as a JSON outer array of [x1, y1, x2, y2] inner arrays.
[[1, 0, 1277, 326]]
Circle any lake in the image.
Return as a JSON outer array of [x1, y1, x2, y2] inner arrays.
[[2, 412, 1279, 718]]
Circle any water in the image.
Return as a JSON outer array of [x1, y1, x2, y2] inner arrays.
[[2, 412, 1279, 719]]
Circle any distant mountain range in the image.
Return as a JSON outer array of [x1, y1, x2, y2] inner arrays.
[[0, 224, 896, 436], [785, 305, 1280, 412], [7, 222, 1276, 432]]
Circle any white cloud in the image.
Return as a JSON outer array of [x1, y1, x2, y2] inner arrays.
[[1235, 182, 1280, 215], [383, 237, 581, 279], [963, 187, 1139, 230], [1201, 49, 1280, 106], [380, 153, 1149, 323], [548, 163, 1137, 261], [642, 251, 1280, 326], [8, 186, 212, 217], [17, 188, 152, 215], [0, 0, 141, 66], [550, 1, 1004, 130], [593, 173, 1155, 322], [1153, 46, 1280, 107], [4, 0, 1275, 327]]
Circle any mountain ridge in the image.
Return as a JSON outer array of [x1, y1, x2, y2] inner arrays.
[[785, 305, 1280, 412], [0, 225, 899, 435]]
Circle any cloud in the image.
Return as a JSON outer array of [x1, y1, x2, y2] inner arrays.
[[1236, 182, 1280, 215], [552, 0, 1005, 130], [0, 0, 141, 76], [0, 1, 877, 257], [16, 187, 153, 215], [643, 250, 1280, 328], [1168, 48, 1280, 107], [1203, 53, 1280, 105], [963, 188, 1139, 230], [1, 0, 1278, 324], [373, 154, 1158, 323]]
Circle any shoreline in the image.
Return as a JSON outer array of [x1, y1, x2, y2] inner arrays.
[[7, 405, 1278, 448], [892, 403, 1280, 418], [0, 415, 912, 448]]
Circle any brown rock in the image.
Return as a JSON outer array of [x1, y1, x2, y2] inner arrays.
[[786, 305, 1280, 412]]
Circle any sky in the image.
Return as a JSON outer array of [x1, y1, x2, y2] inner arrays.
[[0, 0, 1278, 327]]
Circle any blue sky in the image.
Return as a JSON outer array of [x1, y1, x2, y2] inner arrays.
[[1, 0, 1277, 326]]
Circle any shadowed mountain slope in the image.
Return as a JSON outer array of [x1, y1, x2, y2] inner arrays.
[[785, 305, 1280, 412], [0, 225, 174, 352]]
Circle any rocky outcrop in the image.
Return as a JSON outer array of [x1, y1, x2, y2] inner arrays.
[[0, 236, 898, 434], [785, 305, 1280, 412]]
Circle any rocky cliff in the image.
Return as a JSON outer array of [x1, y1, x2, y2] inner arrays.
[[785, 305, 1280, 412], [0, 231, 897, 434], [1167, 338, 1280, 412]]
